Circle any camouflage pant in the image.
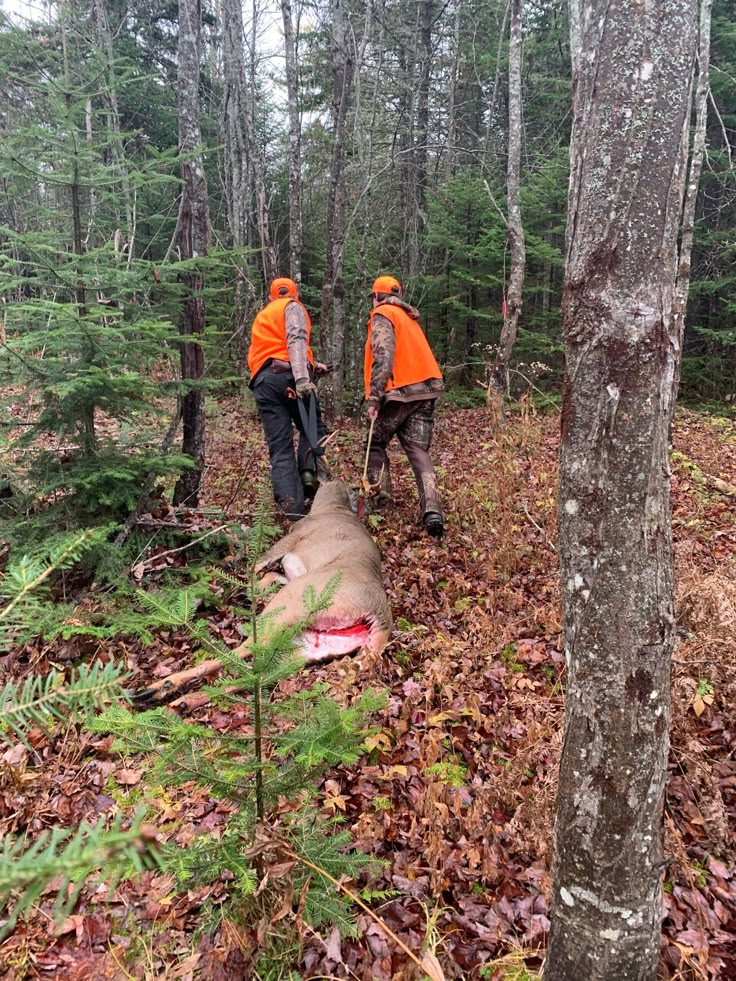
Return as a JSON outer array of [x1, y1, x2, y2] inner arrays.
[[366, 399, 442, 516]]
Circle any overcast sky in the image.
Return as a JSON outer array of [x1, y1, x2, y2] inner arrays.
[[1, 0, 290, 62]]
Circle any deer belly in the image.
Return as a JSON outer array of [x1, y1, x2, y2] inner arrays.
[[298, 621, 373, 662]]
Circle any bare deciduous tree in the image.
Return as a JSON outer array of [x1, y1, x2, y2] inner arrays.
[[492, 0, 525, 404], [173, 0, 211, 507], [674, 0, 712, 389], [320, 0, 354, 418], [547, 1, 698, 978], [281, 0, 302, 283]]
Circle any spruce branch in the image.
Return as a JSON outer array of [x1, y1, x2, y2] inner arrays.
[[0, 661, 129, 749], [0, 529, 102, 635], [0, 812, 159, 939]]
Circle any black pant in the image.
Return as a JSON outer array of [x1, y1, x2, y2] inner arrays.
[[253, 366, 327, 518]]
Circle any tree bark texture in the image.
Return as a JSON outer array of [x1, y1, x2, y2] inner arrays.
[[546, 3, 697, 979], [545, 0, 696, 981], [281, 0, 302, 283], [674, 0, 712, 392], [222, 0, 251, 253], [320, 0, 354, 418], [493, 0, 525, 395], [173, 0, 211, 507], [568, 0, 581, 72], [222, 0, 256, 367], [411, 0, 434, 277], [250, 0, 277, 286]]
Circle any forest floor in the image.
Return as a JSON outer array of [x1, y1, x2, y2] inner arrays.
[[1, 397, 735, 980]]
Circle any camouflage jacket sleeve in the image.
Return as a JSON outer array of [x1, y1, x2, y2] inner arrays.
[[284, 301, 310, 381], [368, 314, 396, 401]]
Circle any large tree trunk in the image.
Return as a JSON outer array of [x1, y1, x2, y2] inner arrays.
[[173, 0, 211, 508], [319, 0, 354, 419], [492, 0, 525, 402], [546, 2, 697, 979], [281, 0, 302, 284]]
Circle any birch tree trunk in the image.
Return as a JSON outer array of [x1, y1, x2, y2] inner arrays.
[[446, 0, 461, 175], [222, 0, 250, 253], [568, 0, 581, 72], [546, 1, 698, 978], [674, 0, 712, 392], [250, 0, 277, 286], [492, 0, 525, 405], [320, 0, 354, 418], [412, 0, 434, 277], [173, 0, 211, 507], [222, 0, 254, 367], [281, 0, 302, 283]]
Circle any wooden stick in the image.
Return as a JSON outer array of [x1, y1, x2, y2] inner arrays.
[[357, 416, 376, 519]]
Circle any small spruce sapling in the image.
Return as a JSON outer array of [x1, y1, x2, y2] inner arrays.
[[89, 496, 385, 937]]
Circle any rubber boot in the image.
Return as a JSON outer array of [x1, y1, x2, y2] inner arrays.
[[423, 510, 444, 538], [301, 469, 319, 498]]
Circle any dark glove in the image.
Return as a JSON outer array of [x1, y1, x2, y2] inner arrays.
[[295, 377, 318, 398]]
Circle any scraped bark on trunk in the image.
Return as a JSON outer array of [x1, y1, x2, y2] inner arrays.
[[546, 2, 697, 979], [320, 0, 354, 419], [492, 0, 525, 408], [281, 0, 302, 283], [173, 0, 211, 507]]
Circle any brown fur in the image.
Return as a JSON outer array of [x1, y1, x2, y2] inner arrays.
[[131, 481, 391, 704], [257, 480, 392, 659]]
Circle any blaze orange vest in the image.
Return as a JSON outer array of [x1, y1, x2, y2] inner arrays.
[[364, 303, 442, 398], [248, 298, 314, 379]]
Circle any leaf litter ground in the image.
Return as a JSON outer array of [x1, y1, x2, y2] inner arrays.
[[1, 399, 735, 980]]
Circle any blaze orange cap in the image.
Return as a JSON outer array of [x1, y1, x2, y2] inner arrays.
[[372, 275, 401, 296], [270, 277, 298, 299]]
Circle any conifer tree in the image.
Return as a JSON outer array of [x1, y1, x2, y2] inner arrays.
[[0, 12, 189, 537]]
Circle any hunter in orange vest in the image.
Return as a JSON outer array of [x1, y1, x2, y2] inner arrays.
[[364, 275, 445, 537], [248, 278, 328, 519]]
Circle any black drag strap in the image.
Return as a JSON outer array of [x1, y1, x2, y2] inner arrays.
[[297, 393, 325, 456]]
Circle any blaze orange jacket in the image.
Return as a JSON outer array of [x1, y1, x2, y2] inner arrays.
[[364, 302, 442, 398], [248, 298, 314, 379]]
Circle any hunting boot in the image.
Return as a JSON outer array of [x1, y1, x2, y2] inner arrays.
[[419, 470, 444, 538], [301, 469, 319, 498]]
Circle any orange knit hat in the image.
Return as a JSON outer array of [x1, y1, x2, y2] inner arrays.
[[371, 275, 401, 296], [270, 277, 298, 299]]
